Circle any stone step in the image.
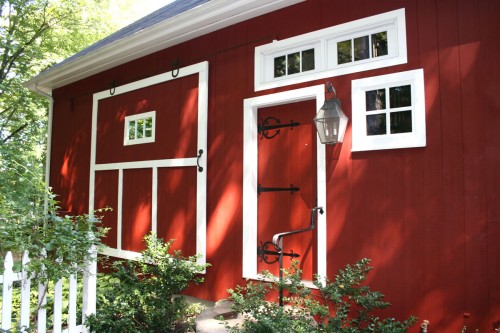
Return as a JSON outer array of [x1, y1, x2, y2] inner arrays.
[[195, 299, 244, 333]]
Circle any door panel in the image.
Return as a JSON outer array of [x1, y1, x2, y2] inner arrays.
[[157, 167, 197, 256], [122, 168, 152, 252], [257, 100, 317, 280]]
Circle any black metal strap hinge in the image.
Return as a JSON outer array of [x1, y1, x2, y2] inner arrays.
[[258, 116, 300, 139]]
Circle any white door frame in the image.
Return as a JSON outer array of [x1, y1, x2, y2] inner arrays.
[[242, 84, 327, 286]]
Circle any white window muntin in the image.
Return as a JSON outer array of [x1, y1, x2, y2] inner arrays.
[[255, 8, 407, 91], [124, 111, 156, 146], [351, 69, 426, 151]]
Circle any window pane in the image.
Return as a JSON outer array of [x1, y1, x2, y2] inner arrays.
[[145, 117, 153, 138], [302, 49, 315, 72], [274, 55, 286, 78], [337, 40, 352, 64], [390, 110, 412, 133], [366, 89, 386, 111], [354, 35, 369, 61], [128, 120, 136, 140], [390, 85, 412, 108], [137, 119, 144, 138], [372, 31, 388, 57], [366, 114, 387, 135], [287, 52, 300, 75]]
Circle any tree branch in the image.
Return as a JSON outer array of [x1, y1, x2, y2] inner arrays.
[[2, 122, 28, 144]]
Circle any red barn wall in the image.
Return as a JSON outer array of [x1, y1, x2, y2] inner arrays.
[[49, 0, 500, 331]]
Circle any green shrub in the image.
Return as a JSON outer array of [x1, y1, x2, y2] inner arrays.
[[1, 190, 109, 332], [85, 233, 210, 333], [227, 258, 416, 333]]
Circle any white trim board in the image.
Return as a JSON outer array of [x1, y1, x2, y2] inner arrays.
[[89, 61, 208, 267], [242, 85, 327, 286]]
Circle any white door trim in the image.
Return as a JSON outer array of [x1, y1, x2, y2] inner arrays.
[[242, 84, 327, 286]]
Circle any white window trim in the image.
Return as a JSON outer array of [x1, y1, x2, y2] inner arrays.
[[123, 111, 156, 146], [255, 8, 407, 91], [351, 68, 426, 151], [243, 85, 327, 288], [89, 61, 208, 268]]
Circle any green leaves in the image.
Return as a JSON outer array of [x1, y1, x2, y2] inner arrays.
[[86, 233, 210, 333], [227, 259, 416, 333]]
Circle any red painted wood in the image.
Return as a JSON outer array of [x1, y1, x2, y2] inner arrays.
[[157, 167, 197, 256], [47, 0, 500, 329], [121, 169, 152, 252], [257, 100, 317, 280], [94, 170, 119, 249], [49, 94, 92, 214], [95, 75, 198, 164]]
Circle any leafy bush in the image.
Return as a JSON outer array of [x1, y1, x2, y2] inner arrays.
[[227, 258, 416, 333], [0, 191, 109, 282], [0, 189, 109, 332], [85, 233, 210, 333]]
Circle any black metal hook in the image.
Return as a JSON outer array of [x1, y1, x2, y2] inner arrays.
[[171, 59, 180, 78], [109, 80, 116, 95], [196, 149, 204, 172]]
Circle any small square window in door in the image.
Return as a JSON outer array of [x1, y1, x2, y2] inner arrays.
[[256, 99, 318, 282]]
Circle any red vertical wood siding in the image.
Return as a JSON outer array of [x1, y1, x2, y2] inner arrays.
[[94, 170, 119, 248], [157, 167, 197, 256], [95, 75, 198, 164], [121, 168, 152, 252], [48, 0, 500, 330]]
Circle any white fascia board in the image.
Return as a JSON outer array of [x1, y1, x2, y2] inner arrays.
[[25, 0, 304, 95]]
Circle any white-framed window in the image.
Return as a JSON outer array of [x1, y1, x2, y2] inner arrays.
[[351, 69, 426, 151], [255, 8, 407, 91], [124, 111, 156, 145]]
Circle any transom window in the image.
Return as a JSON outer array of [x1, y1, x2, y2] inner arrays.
[[351, 69, 426, 151], [124, 111, 156, 145], [273, 48, 315, 78], [255, 8, 407, 91], [337, 31, 388, 64]]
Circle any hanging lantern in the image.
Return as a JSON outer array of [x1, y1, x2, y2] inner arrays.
[[314, 82, 348, 144]]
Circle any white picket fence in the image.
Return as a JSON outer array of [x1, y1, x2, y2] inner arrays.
[[0, 251, 97, 333]]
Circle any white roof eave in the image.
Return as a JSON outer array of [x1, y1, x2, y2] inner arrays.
[[25, 0, 304, 95]]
